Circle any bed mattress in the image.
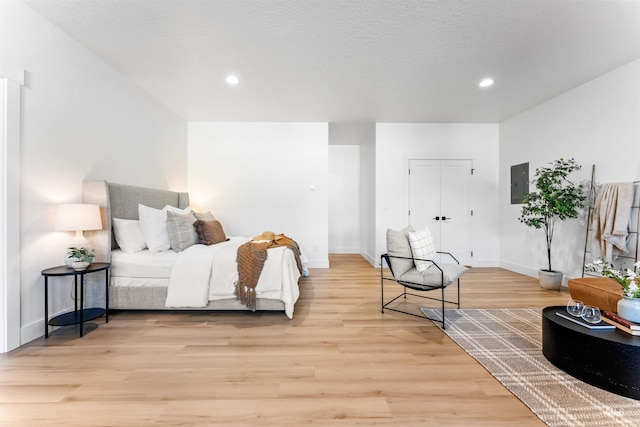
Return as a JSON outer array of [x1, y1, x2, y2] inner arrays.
[[110, 249, 177, 279]]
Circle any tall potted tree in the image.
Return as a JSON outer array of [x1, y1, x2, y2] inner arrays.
[[518, 158, 587, 290]]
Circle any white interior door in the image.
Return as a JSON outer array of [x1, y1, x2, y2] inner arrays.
[[408, 159, 442, 246], [409, 159, 473, 265]]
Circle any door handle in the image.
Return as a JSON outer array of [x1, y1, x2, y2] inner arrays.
[[433, 216, 440, 220], [442, 216, 451, 220]]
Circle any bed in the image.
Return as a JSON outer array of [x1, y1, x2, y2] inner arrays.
[[81, 180, 303, 318]]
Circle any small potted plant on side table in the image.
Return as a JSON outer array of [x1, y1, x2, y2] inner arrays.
[[518, 158, 587, 290], [66, 247, 96, 271]]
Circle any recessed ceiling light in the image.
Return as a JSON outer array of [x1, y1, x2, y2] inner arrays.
[[479, 78, 494, 88], [226, 75, 239, 85]]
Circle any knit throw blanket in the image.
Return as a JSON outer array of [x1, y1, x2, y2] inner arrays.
[[235, 235, 303, 310], [592, 182, 634, 262]]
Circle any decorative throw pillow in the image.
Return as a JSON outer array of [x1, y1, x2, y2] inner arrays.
[[193, 220, 227, 245], [166, 211, 198, 252], [408, 227, 436, 272], [112, 218, 146, 253], [386, 226, 415, 276], [194, 211, 216, 221], [138, 204, 191, 252]]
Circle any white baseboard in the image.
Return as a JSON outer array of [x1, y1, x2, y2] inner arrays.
[[499, 261, 570, 287], [20, 305, 75, 345], [21, 319, 44, 346], [328, 247, 360, 254], [306, 259, 329, 269], [499, 260, 538, 278], [470, 258, 499, 267], [359, 250, 376, 267]]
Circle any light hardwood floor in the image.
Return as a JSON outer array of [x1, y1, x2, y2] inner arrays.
[[0, 255, 571, 426]]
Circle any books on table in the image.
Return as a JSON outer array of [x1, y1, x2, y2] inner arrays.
[[601, 310, 640, 336], [555, 311, 615, 330]]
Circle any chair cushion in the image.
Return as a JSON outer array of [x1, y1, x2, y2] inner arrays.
[[408, 227, 436, 272], [399, 264, 468, 289], [386, 226, 415, 276]]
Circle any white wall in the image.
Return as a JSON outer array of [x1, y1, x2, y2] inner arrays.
[[329, 145, 360, 253], [328, 123, 373, 146], [188, 122, 329, 268], [374, 123, 500, 267], [0, 77, 22, 352], [500, 59, 640, 282], [1, 0, 187, 347], [359, 126, 377, 264]]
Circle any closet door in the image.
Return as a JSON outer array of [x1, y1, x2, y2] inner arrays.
[[409, 159, 473, 265], [409, 159, 443, 248]]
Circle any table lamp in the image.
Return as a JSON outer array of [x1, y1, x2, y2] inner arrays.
[[54, 203, 102, 266]]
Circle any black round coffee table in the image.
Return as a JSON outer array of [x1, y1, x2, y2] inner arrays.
[[542, 306, 640, 400]]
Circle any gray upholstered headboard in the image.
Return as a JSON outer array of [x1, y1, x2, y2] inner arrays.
[[82, 180, 189, 260]]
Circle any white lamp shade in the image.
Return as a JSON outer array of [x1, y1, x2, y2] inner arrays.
[[54, 204, 102, 232]]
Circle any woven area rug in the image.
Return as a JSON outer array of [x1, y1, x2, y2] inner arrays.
[[421, 308, 640, 427]]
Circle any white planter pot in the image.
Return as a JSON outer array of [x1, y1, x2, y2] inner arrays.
[[538, 270, 563, 290], [71, 260, 90, 271], [617, 296, 640, 323]]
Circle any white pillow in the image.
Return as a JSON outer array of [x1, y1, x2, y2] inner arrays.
[[138, 204, 191, 252], [408, 227, 436, 272], [112, 218, 147, 253]]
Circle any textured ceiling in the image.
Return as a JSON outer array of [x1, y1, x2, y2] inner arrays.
[[23, 0, 640, 123]]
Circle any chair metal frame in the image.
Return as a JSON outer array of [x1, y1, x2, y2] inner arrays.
[[381, 252, 461, 329]]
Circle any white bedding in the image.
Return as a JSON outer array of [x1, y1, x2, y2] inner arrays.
[[113, 236, 302, 318]]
